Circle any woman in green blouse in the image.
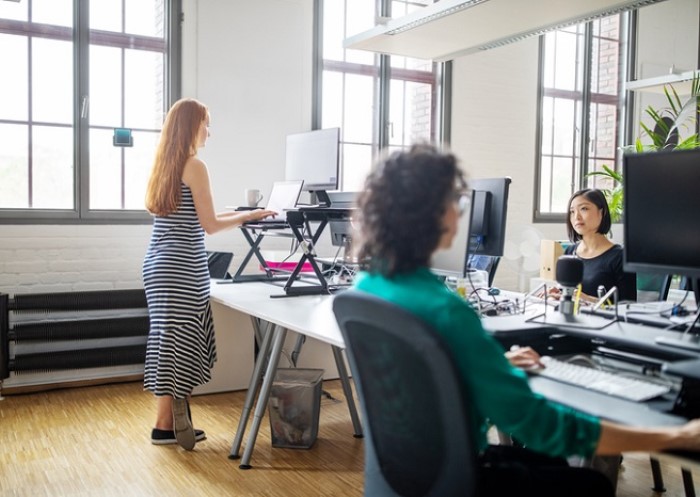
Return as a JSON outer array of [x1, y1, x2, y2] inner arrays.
[[352, 144, 700, 496]]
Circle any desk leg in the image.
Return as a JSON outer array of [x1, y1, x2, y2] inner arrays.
[[228, 320, 275, 460], [331, 345, 363, 438], [239, 325, 288, 469]]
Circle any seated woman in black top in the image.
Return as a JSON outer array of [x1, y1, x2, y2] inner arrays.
[[561, 188, 637, 302]]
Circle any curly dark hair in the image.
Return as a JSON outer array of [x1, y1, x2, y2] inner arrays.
[[355, 144, 466, 277], [566, 188, 612, 242]]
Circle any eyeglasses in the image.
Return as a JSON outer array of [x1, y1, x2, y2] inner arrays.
[[452, 191, 470, 217]]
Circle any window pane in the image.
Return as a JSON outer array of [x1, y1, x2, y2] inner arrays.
[[551, 98, 576, 156], [0, 124, 28, 208], [322, 70, 343, 129], [89, 128, 123, 209], [343, 73, 374, 144], [124, 130, 158, 209], [342, 143, 372, 191], [322, 0, 345, 62], [125, 0, 164, 37], [553, 31, 580, 91], [32, 125, 74, 209], [589, 102, 617, 161], [345, 0, 376, 65], [538, 155, 553, 213], [33, 38, 73, 124], [0, 34, 28, 121], [32, 0, 72, 28], [125, 49, 164, 129], [389, 79, 433, 146], [90, 45, 122, 127], [550, 157, 576, 213], [90, 0, 123, 33], [540, 96, 554, 155], [0, 1, 27, 21], [591, 17, 621, 96]]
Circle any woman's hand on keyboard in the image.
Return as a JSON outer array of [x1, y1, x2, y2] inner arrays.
[[506, 346, 544, 370]]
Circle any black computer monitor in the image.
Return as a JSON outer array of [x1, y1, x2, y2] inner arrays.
[[466, 177, 511, 260], [285, 128, 340, 200], [624, 148, 700, 350], [430, 177, 510, 278]]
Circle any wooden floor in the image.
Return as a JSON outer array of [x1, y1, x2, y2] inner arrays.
[[0, 379, 694, 496]]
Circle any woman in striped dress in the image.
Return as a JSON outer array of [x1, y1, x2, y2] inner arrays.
[[143, 98, 275, 450]]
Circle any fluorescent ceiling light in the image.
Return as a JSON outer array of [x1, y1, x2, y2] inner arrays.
[[345, 0, 669, 61]]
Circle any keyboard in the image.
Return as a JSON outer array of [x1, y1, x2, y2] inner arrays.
[[530, 356, 671, 402]]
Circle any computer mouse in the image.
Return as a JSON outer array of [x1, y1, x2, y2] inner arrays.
[[488, 287, 501, 296]]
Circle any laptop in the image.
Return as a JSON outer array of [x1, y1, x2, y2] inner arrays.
[[247, 180, 304, 225]]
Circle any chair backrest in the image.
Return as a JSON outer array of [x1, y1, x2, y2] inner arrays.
[[333, 291, 477, 497], [636, 273, 672, 303]]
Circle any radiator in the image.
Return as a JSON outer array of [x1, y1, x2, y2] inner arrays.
[[0, 289, 150, 393]]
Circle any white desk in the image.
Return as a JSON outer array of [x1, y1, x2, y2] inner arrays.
[[211, 281, 700, 473], [209, 281, 362, 468]]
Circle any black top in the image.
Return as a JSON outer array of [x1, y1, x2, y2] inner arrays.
[[565, 243, 637, 301]]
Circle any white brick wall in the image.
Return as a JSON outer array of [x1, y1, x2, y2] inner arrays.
[[0, 225, 152, 295]]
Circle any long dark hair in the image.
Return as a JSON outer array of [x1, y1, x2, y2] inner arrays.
[[355, 144, 466, 277], [566, 188, 612, 242]]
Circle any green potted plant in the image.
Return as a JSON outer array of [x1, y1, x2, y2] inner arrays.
[[587, 72, 700, 222]]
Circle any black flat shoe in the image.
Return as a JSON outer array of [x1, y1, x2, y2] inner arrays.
[[151, 428, 206, 445], [172, 398, 196, 450]]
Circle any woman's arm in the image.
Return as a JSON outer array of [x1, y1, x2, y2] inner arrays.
[[182, 158, 275, 234], [596, 419, 700, 455]]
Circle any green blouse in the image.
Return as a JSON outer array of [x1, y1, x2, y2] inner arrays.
[[353, 267, 601, 458]]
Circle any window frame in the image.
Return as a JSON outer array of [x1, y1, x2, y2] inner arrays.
[[312, 0, 450, 191], [533, 13, 631, 223], [0, 0, 181, 225]]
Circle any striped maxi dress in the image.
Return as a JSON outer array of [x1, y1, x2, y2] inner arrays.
[[142, 183, 217, 399]]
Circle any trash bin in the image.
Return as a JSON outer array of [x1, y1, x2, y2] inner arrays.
[[268, 368, 324, 449]]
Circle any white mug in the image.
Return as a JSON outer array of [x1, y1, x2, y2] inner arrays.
[[245, 189, 264, 207]]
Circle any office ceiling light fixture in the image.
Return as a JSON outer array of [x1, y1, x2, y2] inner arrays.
[[477, 0, 662, 51], [386, 0, 488, 35], [345, 0, 669, 61]]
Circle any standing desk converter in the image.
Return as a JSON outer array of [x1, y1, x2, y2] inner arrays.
[[282, 206, 355, 297], [224, 223, 298, 284]]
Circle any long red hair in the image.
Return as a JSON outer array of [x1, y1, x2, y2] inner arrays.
[[145, 98, 208, 216]]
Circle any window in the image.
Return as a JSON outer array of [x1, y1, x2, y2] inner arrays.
[[535, 14, 629, 219], [316, 0, 446, 191], [0, 0, 180, 222]]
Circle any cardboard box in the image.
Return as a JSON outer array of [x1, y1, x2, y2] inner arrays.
[[540, 240, 566, 281]]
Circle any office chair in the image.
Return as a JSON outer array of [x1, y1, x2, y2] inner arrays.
[[333, 291, 477, 497], [636, 273, 672, 303]]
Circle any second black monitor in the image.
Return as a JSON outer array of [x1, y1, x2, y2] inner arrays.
[[466, 177, 511, 259]]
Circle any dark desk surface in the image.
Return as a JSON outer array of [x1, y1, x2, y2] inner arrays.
[[481, 309, 700, 429], [483, 312, 700, 361]]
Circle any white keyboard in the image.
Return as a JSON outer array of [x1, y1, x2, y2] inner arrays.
[[531, 356, 671, 402]]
